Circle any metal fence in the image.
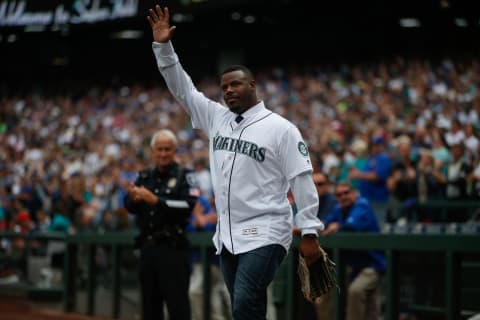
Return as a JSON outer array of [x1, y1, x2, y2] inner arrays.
[[1, 230, 480, 320]]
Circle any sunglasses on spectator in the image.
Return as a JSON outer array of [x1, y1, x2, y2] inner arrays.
[[315, 181, 327, 186], [335, 190, 351, 197]]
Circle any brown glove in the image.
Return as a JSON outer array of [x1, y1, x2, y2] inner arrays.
[[298, 236, 338, 303]]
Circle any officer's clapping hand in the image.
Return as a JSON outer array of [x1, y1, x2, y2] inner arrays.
[[127, 183, 158, 205], [127, 184, 141, 202], [137, 186, 159, 205]]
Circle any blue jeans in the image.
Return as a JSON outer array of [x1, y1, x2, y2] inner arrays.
[[220, 244, 286, 320]]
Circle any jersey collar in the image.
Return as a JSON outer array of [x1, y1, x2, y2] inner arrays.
[[232, 101, 268, 125]]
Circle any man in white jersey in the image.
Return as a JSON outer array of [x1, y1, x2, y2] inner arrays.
[[147, 5, 324, 320]]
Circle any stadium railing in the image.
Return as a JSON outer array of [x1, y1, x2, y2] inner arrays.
[[1, 223, 480, 319]]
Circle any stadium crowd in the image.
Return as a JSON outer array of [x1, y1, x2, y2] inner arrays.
[[1, 56, 480, 238]]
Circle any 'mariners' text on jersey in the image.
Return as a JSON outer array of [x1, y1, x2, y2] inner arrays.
[[213, 135, 266, 162]]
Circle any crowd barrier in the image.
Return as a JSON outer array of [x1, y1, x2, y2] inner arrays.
[[1, 229, 479, 320]]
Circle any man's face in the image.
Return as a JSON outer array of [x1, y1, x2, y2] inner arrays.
[[451, 145, 463, 160], [151, 136, 176, 168], [335, 185, 355, 208], [220, 70, 256, 114], [370, 143, 383, 155], [397, 142, 411, 158], [312, 174, 329, 197]]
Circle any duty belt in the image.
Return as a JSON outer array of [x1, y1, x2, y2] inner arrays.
[[137, 227, 187, 249]]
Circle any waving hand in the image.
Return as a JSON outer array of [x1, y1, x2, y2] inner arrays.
[[147, 4, 176, 43]]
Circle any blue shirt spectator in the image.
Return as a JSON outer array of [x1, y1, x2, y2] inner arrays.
[[322, 182, 386, 320], [323, 185, 386, 276], [187, 195, 216, 232], [313, 172, 337, 221], [350, 136, 393, 204]]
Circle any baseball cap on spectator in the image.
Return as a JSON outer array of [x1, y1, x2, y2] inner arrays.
[[17, 211, 30, 223], [371, 136, 385, 145]]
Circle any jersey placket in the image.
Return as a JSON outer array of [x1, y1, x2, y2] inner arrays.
[[223, 122, 245, 254]]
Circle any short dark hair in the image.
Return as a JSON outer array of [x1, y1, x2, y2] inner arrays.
[[221, 65, 254, 81], [314, 172, 330, 183]]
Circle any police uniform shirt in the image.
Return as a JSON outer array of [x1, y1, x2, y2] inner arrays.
[[124, 162, 198, 239]]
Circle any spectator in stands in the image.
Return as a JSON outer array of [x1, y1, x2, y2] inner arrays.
[[471, 158, 480, 200], [34, 210, 51, 233], [444, 119, 465, 147], [193, 157, 213, 198], [339, 139, 368, 189], [411, 125, 432, 151], [313, 172, 337, 222], [349, 136, 393, 223], [322, 140, 342, 182], [416, 149, 447, 221], [387, 136, 419, 223], [321, 182, 386, 320], [443, 142, 473, 201], [431, 130, 451, 167], [464, 123, 479, 162], [0, 207, 5, 231]]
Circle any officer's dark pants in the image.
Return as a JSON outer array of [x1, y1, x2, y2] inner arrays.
[[139, 242, 191, 320]]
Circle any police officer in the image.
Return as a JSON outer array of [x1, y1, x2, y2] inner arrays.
[[124, 129, 198, 320]]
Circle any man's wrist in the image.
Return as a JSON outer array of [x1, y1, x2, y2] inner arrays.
[[301, 232, 317, 239], [301, 227, 319, 237]]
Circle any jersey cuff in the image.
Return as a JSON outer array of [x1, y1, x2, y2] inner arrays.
[[286, 166, 312, 181], [152, 41, 179, 68], [301, 228, 318, 236]]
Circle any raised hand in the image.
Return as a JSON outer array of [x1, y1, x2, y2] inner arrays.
[[147, 4, 176, 43]]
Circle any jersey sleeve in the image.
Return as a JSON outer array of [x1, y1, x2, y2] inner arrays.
[[279, 125, 313, 180], [290, 172, 324, 235], [152, 41, 226, 137]]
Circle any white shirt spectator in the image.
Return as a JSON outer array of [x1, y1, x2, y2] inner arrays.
[[445, 130, 465, 147]]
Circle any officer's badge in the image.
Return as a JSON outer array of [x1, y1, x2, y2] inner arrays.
[[167, 178, 177, 188]]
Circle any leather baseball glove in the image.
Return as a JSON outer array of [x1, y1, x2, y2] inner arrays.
[[298, 239, 338, 303]]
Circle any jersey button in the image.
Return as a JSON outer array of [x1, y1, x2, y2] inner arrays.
[[150, 211, 154, 216], [149, 223, 154, 228]]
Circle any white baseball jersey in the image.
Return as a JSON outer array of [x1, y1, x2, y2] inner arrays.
[[153, 41, 323, 254]]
